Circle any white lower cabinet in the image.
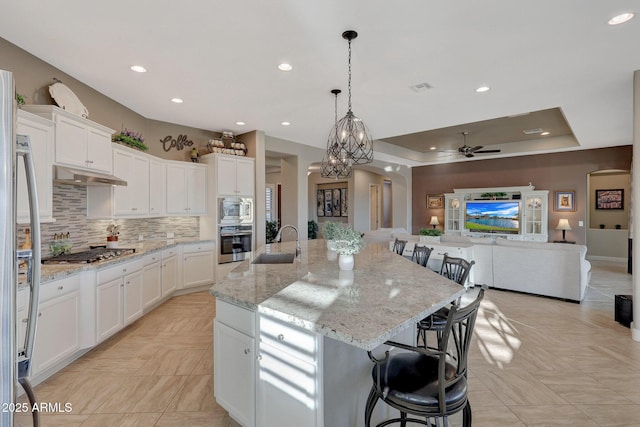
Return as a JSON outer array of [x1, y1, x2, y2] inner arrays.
[[182, 242, 214, 288], [161, 248, 179, 297], [141, 253, 162, 310], [214, 300, 256, 427], [31, 275, 81, 377], [96, 259, 143, 343]]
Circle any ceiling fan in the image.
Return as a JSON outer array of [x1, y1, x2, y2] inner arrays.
[[457, 131, 501, 157]]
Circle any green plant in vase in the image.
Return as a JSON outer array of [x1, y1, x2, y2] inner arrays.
[[419, 228, 443, 236], [113, 128, 148, 151], [333, 225, 365, 256]]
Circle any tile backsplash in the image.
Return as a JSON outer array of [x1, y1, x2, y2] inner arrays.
[[18, 184, 200, 257]]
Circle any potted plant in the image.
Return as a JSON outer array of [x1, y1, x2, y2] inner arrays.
[[266, 220, 278, 243], [15, 93, 26, 108], [333, 225, 365, 270], [419, 228, 443, 243], [323, 221, 340, 250], [112, 128, 148, 152], [308, 220, 319, 239]]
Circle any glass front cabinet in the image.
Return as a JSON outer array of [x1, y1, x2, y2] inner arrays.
[[444, 193, 462, 235]]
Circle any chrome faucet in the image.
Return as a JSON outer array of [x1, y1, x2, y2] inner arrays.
[[274, 224, 301, 257]]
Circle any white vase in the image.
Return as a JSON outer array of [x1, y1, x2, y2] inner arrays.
[[327, 239, 336, 251], [326, 249, 338, 261], [338, 254, 354, 271], [338, 270, 354, 286]]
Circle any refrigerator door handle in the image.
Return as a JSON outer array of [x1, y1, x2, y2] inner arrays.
[[16, 134, 41, 379]]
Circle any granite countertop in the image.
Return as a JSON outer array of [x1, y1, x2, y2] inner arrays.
[[209, 239, 465, 351], [27, 239, 214, 284]]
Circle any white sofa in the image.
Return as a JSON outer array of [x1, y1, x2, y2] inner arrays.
[[378, 231, 591, 302]]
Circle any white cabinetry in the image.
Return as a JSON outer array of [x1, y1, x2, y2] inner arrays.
[[166, 162, 207, 215], [30, 275, 81, 377], [214, 300, 256, 427], [182, 242, 214, 288], [23, 105, 114, 174], [16, 110, 54, 223], [161, 247, 179, 297], [112, 146, 149, 216], [444, 186, 549, 242], [141, 252, 162, 310], [96, 259, 143, 342], [214, 154, 254, 196], [149, 158, 166, 217], [257, 314, 321, 427]]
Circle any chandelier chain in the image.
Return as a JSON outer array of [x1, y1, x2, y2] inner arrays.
[[347, 39, 352, 112]]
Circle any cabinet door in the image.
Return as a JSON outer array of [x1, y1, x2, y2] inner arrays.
[[123, 270, 143, 325], [149, 159, 166, 216], [216, 156, 237, 195], [16, 112, 54, 223], [112, 149, 134, 215], [31, 291, 80, 376], [131, 155, 150, 215], [166, 163, 187, 214], [214, 320, 255, 427], [183, 251, 214, 288], [187, 165, 207, 214], [142, 261, 162, 310], [161, 255, 178, 296], [54, 115, 87, 169], [235, 158, 255, 196], [87, 127, 113, 173], [96, 277, 124, 342], [257, 341, 318, 427]]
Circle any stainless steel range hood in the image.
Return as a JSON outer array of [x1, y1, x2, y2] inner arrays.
[[54, 165, 127, 186]]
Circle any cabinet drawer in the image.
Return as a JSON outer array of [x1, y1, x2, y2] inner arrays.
[[97, 259, 144, 284], [216, 299, 255, 337], [182, 241, 214, 254], [40, 274, 81, 303], [143, 252, 161, 266], [259, 314, 318, 365], [163, 247, 179, 259]]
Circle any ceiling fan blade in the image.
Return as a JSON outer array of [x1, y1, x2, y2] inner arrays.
[[474, 149, 501, 153], [469, 145, 484, 152]]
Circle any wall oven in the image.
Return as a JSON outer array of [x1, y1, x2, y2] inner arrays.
[[219, 225, 252, 263], [219, 197, 253, 225]]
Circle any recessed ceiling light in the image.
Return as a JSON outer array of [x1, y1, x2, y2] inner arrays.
[[236, 121, 246, 126], [170, 98, 183, 104], [475, 86, 490, 93], [130, 65, 147, 73], [541, 131, 550, 136], [278, 63, 293, 71], [608, 12, 634, 25], [281, 121, 290, 126], [430, 146, 437, 150]]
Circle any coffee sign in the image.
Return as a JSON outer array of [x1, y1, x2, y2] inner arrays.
[[161, 134, 194, 152]]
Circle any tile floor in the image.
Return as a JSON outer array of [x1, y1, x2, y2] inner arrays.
[[16, 260, 640, 426]]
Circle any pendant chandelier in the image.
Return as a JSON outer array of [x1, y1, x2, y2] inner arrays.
[[326, 30, 373, 166], [321, 89, 353, 179]]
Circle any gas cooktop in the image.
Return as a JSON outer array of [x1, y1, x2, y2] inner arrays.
[[42, 247, 136, 264]]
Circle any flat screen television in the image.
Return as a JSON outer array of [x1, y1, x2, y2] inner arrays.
[[464, 201, 520, 234]]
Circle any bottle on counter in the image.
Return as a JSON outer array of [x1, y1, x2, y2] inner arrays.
[[20, 228, 32, 250]]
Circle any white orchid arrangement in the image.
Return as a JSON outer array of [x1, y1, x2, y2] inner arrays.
[[331, 224, 365, 256]]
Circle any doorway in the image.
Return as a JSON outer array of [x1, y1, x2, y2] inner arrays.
[[370, 184, 380, 231]]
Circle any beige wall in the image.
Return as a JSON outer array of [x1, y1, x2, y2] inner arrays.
[[412, 146, 632, 245], [589, 171, 630, 229]]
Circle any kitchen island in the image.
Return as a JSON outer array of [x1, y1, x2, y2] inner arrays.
[[209, 239, 465, 427]]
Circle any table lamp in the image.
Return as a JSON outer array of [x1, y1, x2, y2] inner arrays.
[[556, 218, 571, 241], [429, 216, 439, 229]]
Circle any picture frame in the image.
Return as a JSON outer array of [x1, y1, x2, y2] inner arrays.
[[595, 189, 624, 210], [554, 190, 575, 212], [332, 189, 341, 217], [317, 190, 324, 217], [427, 194, 444, 209], [324, 189, 333, 217]]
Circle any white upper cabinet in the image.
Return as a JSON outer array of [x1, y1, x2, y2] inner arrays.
[[166, 161, 207, 215], [214, 154, 254, 197], [16, 109, 54, 223], [112, 147, 149, 216], [22, 105, 114, 174], [149, 158, 166, 217]]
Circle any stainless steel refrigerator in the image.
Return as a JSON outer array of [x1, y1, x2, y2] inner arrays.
[[1, 69, 42, 426]]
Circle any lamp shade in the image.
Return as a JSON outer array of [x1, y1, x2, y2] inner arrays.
[[556, 218, 571, 230], [429, 216, 439, 226]]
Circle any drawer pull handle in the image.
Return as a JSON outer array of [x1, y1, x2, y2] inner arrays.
[[244, 348, 251, 354], [277, 334, 285, 341], [58, 286, 64, 290]]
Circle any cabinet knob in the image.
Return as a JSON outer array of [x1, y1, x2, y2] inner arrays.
[[244, 348, 251, 354], [257, 355, 262, 361], [123, 268, 127, 272], [22, 318, 28, 323], [277, 334, 285, 341], [38, 313, 41, 317]]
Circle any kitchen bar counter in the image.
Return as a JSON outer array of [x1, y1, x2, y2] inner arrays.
[[210, 239, 464, 350], [37, 239, 213, 283]]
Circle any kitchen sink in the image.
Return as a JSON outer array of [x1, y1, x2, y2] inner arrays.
[[251, 253, 296, 264]]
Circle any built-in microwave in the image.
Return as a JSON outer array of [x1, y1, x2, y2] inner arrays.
[[219, 197, 253, 225]]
